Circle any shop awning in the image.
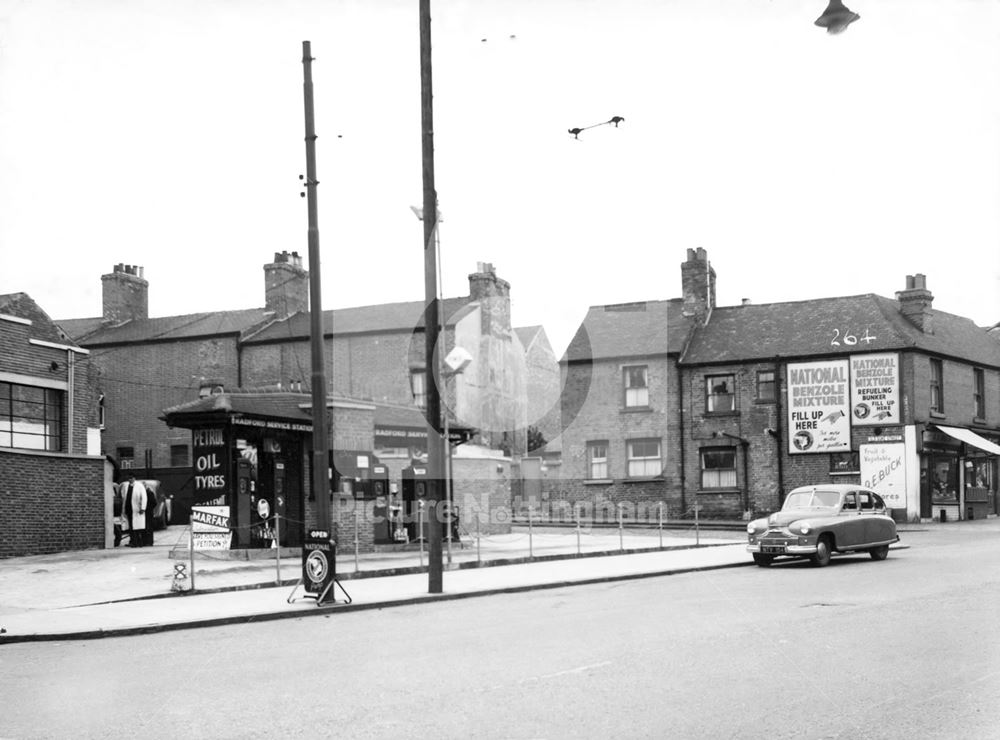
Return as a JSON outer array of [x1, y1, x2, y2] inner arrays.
[[934, 425, 1000, 456]]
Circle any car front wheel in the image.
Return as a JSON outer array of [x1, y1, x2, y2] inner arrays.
[[869, 544, 889, 561], [811, 536, 833, 567], [752, 554, 773, 568]]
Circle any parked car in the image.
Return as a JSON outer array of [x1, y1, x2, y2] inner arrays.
[[746, 484, 899, 567], [114, 479, 172, 532]]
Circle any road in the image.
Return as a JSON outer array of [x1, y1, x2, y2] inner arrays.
[[3, 526, 1000, 739]]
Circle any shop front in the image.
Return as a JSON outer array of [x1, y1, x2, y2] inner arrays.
[[920, 426, 1000, 522], [162, 394, 316, 550]]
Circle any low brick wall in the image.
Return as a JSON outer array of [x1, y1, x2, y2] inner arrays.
[[0, 449, 107, 558]]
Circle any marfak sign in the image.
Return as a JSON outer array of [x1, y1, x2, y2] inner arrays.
[[302, 529, 336, 596]]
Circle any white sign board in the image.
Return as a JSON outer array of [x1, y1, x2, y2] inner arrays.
[[191, 506, 231, 532], [786, 360, 851, 454], [193, 531, 233, 550], [850, 353, 900, 425], [860, 442, 907, 508]]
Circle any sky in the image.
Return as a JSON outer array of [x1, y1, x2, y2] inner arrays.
[[1, 0, 999, 358]]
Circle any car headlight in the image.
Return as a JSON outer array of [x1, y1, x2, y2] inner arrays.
[[792, 521, 812, 535], [746, 519, 766, 535]]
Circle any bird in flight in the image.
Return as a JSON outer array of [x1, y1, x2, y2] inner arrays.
[[568, 116, 625, 139]]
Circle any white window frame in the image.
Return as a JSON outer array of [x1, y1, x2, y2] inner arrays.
[[623, 365, 649, 408], [627, 438, 661, 478]]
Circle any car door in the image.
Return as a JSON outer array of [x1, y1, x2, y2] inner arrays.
[[836, 491, 865, 548], [861, 490, 894, 544]]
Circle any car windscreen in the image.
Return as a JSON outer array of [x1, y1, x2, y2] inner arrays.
[[783, 490, 841, 509]]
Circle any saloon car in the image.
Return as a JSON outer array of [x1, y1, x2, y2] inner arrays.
[[746, 484, 899, 567]]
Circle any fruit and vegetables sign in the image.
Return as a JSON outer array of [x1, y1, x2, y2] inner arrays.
[[786, 360, 851, 454], [850, 353, 900, 425]]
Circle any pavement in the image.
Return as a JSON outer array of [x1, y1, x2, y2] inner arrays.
[[0, 522, 905, 644]]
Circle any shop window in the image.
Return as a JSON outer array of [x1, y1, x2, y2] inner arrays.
[[930, 457, 957, 502], [930, 359, 944, 413], [410, 370, 426, 410], [706, 374, 736, 413], [587, 441, 609, 479], [0, 382, 64, 451], [627, 438, 661, 477], [701, 448, 736, 489], [170, 444, 190, 467], [118, 446, 135, 469], [973, 368, 985, 419], [623, 366, 648, 408], [756, 370, 776, 403], [830, 451, 859, 475]]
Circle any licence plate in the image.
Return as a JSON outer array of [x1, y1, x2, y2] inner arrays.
[[762, 545, 786, 554]]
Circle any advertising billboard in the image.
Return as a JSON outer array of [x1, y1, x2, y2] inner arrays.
[[786, 359, 851, 454], [850, 353, 900, 425]]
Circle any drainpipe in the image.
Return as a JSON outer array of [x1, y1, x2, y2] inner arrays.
[[677, 364, 686, 515], [66, 348, 75, 453], [774, 358, 785, 506]]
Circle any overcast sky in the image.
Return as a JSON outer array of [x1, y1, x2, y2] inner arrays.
[[2, 0, 998, 357]]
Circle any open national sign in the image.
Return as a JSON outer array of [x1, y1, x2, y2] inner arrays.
[[191, 506, 232, 533]]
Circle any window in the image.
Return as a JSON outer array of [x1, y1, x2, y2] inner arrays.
[[410, 370, 426, 409], [756, 371, 776, 403], [830, 451, 860, 475], [706, 374, 735, 413], [627, 438, 661, 477], [170, 444, 189, 467], [974, 368, 985, 419], [623, 366, 648, 408], [0, 382, 63, 451], [587, 441, 608, 479], [930, 358, 943, 413], [98, 393, 105, 429], [701, 448, 736, 489], [843, 492, 858, 511], [118, 446, 135, 469]]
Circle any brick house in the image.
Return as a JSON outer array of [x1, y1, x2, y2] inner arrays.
[[551, 248, 1000, 523], [1, 293, 107, 557]]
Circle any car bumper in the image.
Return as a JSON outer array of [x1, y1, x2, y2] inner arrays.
[[746, 543, 817, 555]]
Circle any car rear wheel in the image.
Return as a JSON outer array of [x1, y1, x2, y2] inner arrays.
[[752, 554, 774, 567], [869, 544, 889, 561], [811, 536, 833, 567]]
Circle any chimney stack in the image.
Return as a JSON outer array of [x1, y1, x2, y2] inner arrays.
[[896, 273, 934, 333], [468, 262, 511, 338], [264, 251, 309, 318], [101, 263, 148, 324], [681, 247, 716, 324]]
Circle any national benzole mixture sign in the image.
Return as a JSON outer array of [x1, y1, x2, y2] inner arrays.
[[850, 353, 900, 425], [786, 360, 851, 454]]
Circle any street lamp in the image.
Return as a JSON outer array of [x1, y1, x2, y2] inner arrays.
[[815, 0, 860, 34]]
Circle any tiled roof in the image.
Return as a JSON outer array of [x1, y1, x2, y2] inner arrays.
[[514, 326, 542, 350], [244, 297, 473, 343], [1, 292, 82, 346], [57, 309, 274, 345], [563, 299, 691, 363], [680, 294, 1000, 368], [161, 391, 317, 421]]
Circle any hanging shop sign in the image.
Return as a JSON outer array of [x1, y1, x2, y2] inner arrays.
[[850, 353, 900, 425], [232, 416, 313, 433], [786, 359, 851, 454]]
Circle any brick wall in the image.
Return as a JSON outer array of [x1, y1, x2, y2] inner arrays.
[[0, 449, 106, 557]]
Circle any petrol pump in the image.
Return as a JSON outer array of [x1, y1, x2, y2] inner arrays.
[[371, 464, 397, 544]]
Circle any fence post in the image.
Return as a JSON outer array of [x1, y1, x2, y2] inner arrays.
[[418, 500, 425, 568], [275, 512, 282, 585], [354, 499, 361, 572], [575, 509, 581, 555], [658, 502, 663, 549], [189, 525, 196, 592], [476, 511, 481, 564], [618, 502, 624, 551]]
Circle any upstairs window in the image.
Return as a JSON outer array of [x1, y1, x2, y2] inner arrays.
[[627, 438, 661, 477], [117, 446, 135, 469], [410, 370, 427, 410], [170, 444, 190, 467], [587, 441, 608, 479], [623, 366, 648, 408], [974, 368, 985, 419], [930, 359, 944, 413], [706, 374, 736, 413], [701, 448, 736, 489], [756, 371, 776, 403], [0, 382, 63, 451]]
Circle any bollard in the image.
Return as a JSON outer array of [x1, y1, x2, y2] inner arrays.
[[171, 562, 188, 592], [476, 512, 481, 564]]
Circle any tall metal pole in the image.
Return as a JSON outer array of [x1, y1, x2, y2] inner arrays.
[[419, 0, 444, 593], [302, 41, 330, 532]]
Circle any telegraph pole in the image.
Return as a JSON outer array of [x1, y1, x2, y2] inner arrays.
[[419, 0, 444, 593], [302, 41, 330, 533]]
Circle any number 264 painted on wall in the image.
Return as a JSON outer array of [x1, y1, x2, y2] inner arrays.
[[831, 328, 877, 347]]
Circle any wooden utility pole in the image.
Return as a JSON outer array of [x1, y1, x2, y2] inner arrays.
[[302, 40, 330, 532], [419, 0, 444, 593]]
